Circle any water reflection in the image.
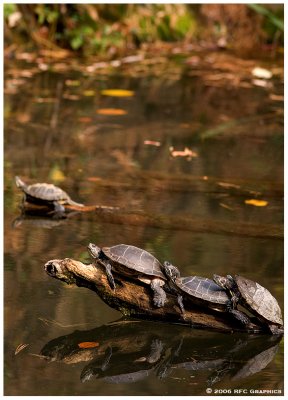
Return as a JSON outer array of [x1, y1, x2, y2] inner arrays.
[[40, 319, 282, 387]]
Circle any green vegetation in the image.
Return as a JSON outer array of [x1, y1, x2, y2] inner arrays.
[[4, 4, 283, 56]]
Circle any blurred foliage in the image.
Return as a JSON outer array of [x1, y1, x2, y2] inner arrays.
[[4, 4, 283, 56]]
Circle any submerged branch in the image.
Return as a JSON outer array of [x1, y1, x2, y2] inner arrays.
[[22, 202, 283, 239]]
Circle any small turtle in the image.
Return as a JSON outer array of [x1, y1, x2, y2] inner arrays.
[[162, 261, 232, 315], [15, 176, 84, 213], [213, 274, 283, 335], [87, 243, 167, 308]]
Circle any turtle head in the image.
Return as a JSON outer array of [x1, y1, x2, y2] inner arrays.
[[15, 176, 26, 189], [213, 274, 234, 290], [163, 261, 181, 282], [87, 243, 101, 259]]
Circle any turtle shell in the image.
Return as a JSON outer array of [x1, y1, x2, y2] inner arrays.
[[234, 275, 283, 326], [102, 244, 165, 279], [25, 183, 71, 202], [176, 276, 229, 305]]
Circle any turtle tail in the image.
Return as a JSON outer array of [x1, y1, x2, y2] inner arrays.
[[68, 199, 84, 207], [15, 176, 27, 190]]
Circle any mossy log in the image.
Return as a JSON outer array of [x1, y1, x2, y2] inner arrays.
[[44, 258, 265, 334]]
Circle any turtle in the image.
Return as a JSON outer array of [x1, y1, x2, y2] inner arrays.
[[87, 243, 167, 308], [162, 261, 232, 315], [213, 274, 283, 335], [15, 176, 84, 213]]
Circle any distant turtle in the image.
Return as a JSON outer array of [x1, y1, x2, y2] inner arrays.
[[87, 243, 167, 308], [213, 274, 283, 335], [15, 176, 83, 213], [162, 261, 232, 315]]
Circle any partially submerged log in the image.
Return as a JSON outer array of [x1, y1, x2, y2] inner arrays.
[[44, 258, 265, 334], [20, 202, 283, 239]]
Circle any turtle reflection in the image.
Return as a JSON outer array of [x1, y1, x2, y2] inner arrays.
[[40, 319, 282, 386]]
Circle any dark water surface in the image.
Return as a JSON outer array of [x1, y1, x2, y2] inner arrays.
[[4, 54, 283, 395]]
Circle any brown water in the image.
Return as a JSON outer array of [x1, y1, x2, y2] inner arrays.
[[4, 53, 283, 395]]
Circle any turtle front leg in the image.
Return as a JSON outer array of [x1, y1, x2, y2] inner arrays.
[[53, 201, 66, 214], [104, 262, 116, 291], [229, 309, 252, 327], [177, 295, 185, 314], [150, 279, 166, 308]]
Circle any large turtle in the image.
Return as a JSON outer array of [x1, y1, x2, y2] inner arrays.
[[15, 176, 84, 213], [87, 243, 167, 308], [162, 261, 233, 315], [213, 274, 283, 335]]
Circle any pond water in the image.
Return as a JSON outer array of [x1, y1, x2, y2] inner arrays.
[[4, 53, 283, 396]]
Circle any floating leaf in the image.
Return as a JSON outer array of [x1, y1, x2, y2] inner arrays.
[[87, 177, 102, 182], [78, 116, 93, 123], [15, 343, 29, 355], [49, 165, 65, 183], [96, 108, 127, 115], [245, 199, 268, 207], [144, 140, 161, 147], [101, 89, 134, 97], [217, 182, 240, 189], [252, 67, 272, 79], [169, 146, 198, 159], [65, 79, 80, 87], [78, 342, 99, 349], [63, 94, 80, 101], [269, 94, 284, 101], [83, 90, 96, 97]]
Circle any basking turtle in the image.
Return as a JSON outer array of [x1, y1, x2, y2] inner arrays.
[[87, 243, 167, 308], [213, 274, 283, 335], [162, 261, 232, 315], [15, 176, 84, 213]]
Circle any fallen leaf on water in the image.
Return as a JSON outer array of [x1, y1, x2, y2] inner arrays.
[[63, 94, 80, 101], [96, 108, 127, 115], [252, 79, 272, 88], [65, 79, 81, 87], [34, 97, 57, 103], [169, 146, 198, 159], [217, 182, 241, 189], [101, 89, 134, 97], [49, 165, 65, 183], [78, 116, 93, 123], [15, 343, 29, 355], [78, 342, 99, 349], [245, 199, 268, 207], [252, 67, 272, 79], [83, 90, 96, 97], [269, 94, 284, 101], [87, 177, 102, 182], [144, 140, 161, 147]]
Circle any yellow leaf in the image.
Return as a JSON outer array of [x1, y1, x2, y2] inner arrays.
[[49, 165, 65, 183], [245, 199, 268, 207], [96, 108, 127, 115], [101, 89, 134, 97], [65, 80, 80, 87], [78, 341, 99, 349], [83, 90, 96, 97]]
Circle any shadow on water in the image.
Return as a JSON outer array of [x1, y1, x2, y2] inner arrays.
[[38, 319, 282, 395]]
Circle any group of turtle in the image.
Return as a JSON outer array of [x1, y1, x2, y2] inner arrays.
[[15, 177, 283, 335], [87, 243, 283, 335]]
